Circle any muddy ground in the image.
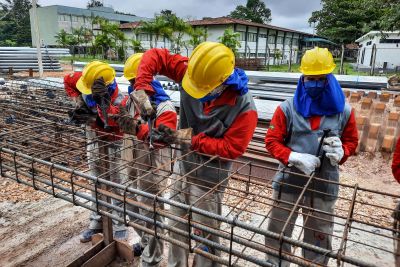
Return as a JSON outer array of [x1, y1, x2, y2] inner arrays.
[[0, 152, 398, 267]]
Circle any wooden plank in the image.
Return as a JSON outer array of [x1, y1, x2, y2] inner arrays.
[[83, 241, 116, 267], [66, 241, 105, 267]]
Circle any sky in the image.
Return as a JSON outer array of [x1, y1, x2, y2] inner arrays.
[[37, 0, 321, 33]]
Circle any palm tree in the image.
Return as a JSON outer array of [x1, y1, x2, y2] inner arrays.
[[188, 27, 207, 49], [54, 29, 71, 48]]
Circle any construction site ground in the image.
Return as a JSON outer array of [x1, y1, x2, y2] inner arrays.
[[0, 151, 398, 267]]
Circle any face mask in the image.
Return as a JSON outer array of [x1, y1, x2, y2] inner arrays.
[[303, 80, 326, 98], [199, 85, 227, 103]]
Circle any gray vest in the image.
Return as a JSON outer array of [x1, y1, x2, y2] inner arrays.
[[273, 98, 351, 200], [177, 88, 257, 188]]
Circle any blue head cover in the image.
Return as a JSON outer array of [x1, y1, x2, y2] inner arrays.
[[293, 73, 345, 118], [82, 94, 97, 108], [128, 80, 170, 106], [199, 68, 249, 103], [107, 79, 117, 95]]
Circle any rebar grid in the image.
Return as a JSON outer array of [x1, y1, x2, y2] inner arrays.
[[0, 79, 398, 267]]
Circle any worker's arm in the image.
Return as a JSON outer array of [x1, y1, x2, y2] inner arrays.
[[135, 48, 188, 94], [63, 75, 81, 98], [339, 109, 358, 164], [191, 110, 258, 159], [137, 109, 177, 141], [392, 137, 400, 183], [264, 106, 292, 165]]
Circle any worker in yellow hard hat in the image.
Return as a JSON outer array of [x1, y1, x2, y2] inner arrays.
[[72, 61, 135, 243], [128, 41, 258, 267], [264, 47, 358, 265], [112, 53, 177, 261]]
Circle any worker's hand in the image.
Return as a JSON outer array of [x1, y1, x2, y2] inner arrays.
[[323, 136, 344, 166], [71, 95, 85, 108], [288, 151, 321, 175], [68, 105, 96, 124], [92, 77, 111, 106], [109, 106, 141, 135], [152, 124, 193, 146], [130, 89, 156, 121]]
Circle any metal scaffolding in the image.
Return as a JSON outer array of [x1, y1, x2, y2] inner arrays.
[[0, 79, 398, 266]]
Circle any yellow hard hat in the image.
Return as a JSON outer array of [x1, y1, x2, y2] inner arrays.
[[299, 47, 336, 76], [182, 42, 235, 99], [76, 61, 116, 95], [123, 53, 143, 80]]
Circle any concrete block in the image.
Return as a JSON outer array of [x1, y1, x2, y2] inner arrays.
[[388, 112, 400, 122], [379, 92, 390, 102], [394, 96, 400, 107], [386, 127, 396, 136], [356, 116, 368, 126], [361, 98, 373, 110], [382, 135, 395, 152], [373, 102, 386, 114], [367, 91, 377, 99], [369, 123, 381, 139], [350, 93, 361, 103]]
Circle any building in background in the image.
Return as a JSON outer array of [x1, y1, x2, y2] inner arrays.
[[356, 31, 400, 72], [29, 5, 148, 47], [120, 17, 334, 67]]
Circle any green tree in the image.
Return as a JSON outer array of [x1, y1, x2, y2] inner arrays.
[[309, 0, 381, 44], [87, 0, 103, 8], [54, 29, 72, 47], [131, 39, 144, 53], [218, 28, 241, 55], [187, 27, 207, 49], [229, 0, 271, 24], [367, 0, 400, 31], [94, 18, 126, 60], [0, 0, 35, 46]]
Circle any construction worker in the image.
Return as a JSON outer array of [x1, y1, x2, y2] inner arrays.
[[392, 137, 400, 265], [133, 42, 258, 267], [64, 61, 130, 243], [264, 47, 358, 266], [110, 53, 177, 265]]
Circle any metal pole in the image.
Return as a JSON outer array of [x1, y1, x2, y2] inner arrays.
[[339, 44, 345, 75], [31, 0, 44, 78], [370, 44, 377, 76]]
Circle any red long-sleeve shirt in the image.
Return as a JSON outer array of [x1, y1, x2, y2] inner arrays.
[[136, 48, 257, 159], [265, 106, 358, 165], [392, 137, 400, 183]]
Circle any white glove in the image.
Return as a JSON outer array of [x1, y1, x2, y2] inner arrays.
[[288, 151, 321, 175], [322, 136, 344, 166]]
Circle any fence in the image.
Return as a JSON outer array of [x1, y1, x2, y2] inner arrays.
[[0, 78, 398, 266]]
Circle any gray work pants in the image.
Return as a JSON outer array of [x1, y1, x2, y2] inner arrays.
[[167, 164, 223, 267], [122, 134, 171, 267], [265, 190, 336, 266], [86, 125, 127, 232]]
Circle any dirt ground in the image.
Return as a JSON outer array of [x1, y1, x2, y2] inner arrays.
[[0, 151, 398, 267]]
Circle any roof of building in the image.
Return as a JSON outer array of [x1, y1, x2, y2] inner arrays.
[[356, 31, 400, 43], [119, 16, 313, 36], [37, 5, 149, 23], [188, 17, 312, 36]]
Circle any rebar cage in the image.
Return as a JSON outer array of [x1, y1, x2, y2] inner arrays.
[[0, 79, 399, 267]]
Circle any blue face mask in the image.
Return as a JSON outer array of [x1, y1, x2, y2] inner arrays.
[[303, 80, 327, 98]]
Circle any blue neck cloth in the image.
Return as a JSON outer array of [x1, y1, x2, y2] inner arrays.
[[128, 80, 170, 106], [293, 74, 345, 118], [199, 68, 249, 103]]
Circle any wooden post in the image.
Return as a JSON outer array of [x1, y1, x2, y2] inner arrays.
[[29, 68, 34, 77], [339, 44, 345, 75]]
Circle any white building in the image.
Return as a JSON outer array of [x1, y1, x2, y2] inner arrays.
[[355, 31, 400, 70], [120, 17, 330, 67], [29, 5, 148, 47]]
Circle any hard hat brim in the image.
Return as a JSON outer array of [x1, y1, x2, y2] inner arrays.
[[76, 77, 92, 95], [182, 71, 211, 99], [122, 74, 136, 81], [300, 65, 336, 76]]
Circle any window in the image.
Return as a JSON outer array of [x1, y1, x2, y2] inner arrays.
[[380, 39, 400, 44], [285, 37, 292, 45], [277, 37, 283, 44], [138, 33, 151, 41], [72, 16, 78, 22], [259, 34, 267, 39], [237, 31, 246, 41], [292, 39, 298, 46], [247, 32, 257, 42], [268, 36, 275, 44]]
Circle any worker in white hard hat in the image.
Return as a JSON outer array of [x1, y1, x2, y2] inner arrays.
[[264, 47, 358, 265]]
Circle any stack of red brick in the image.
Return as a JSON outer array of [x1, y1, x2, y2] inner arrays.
[[345, 89, 400, 154]]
